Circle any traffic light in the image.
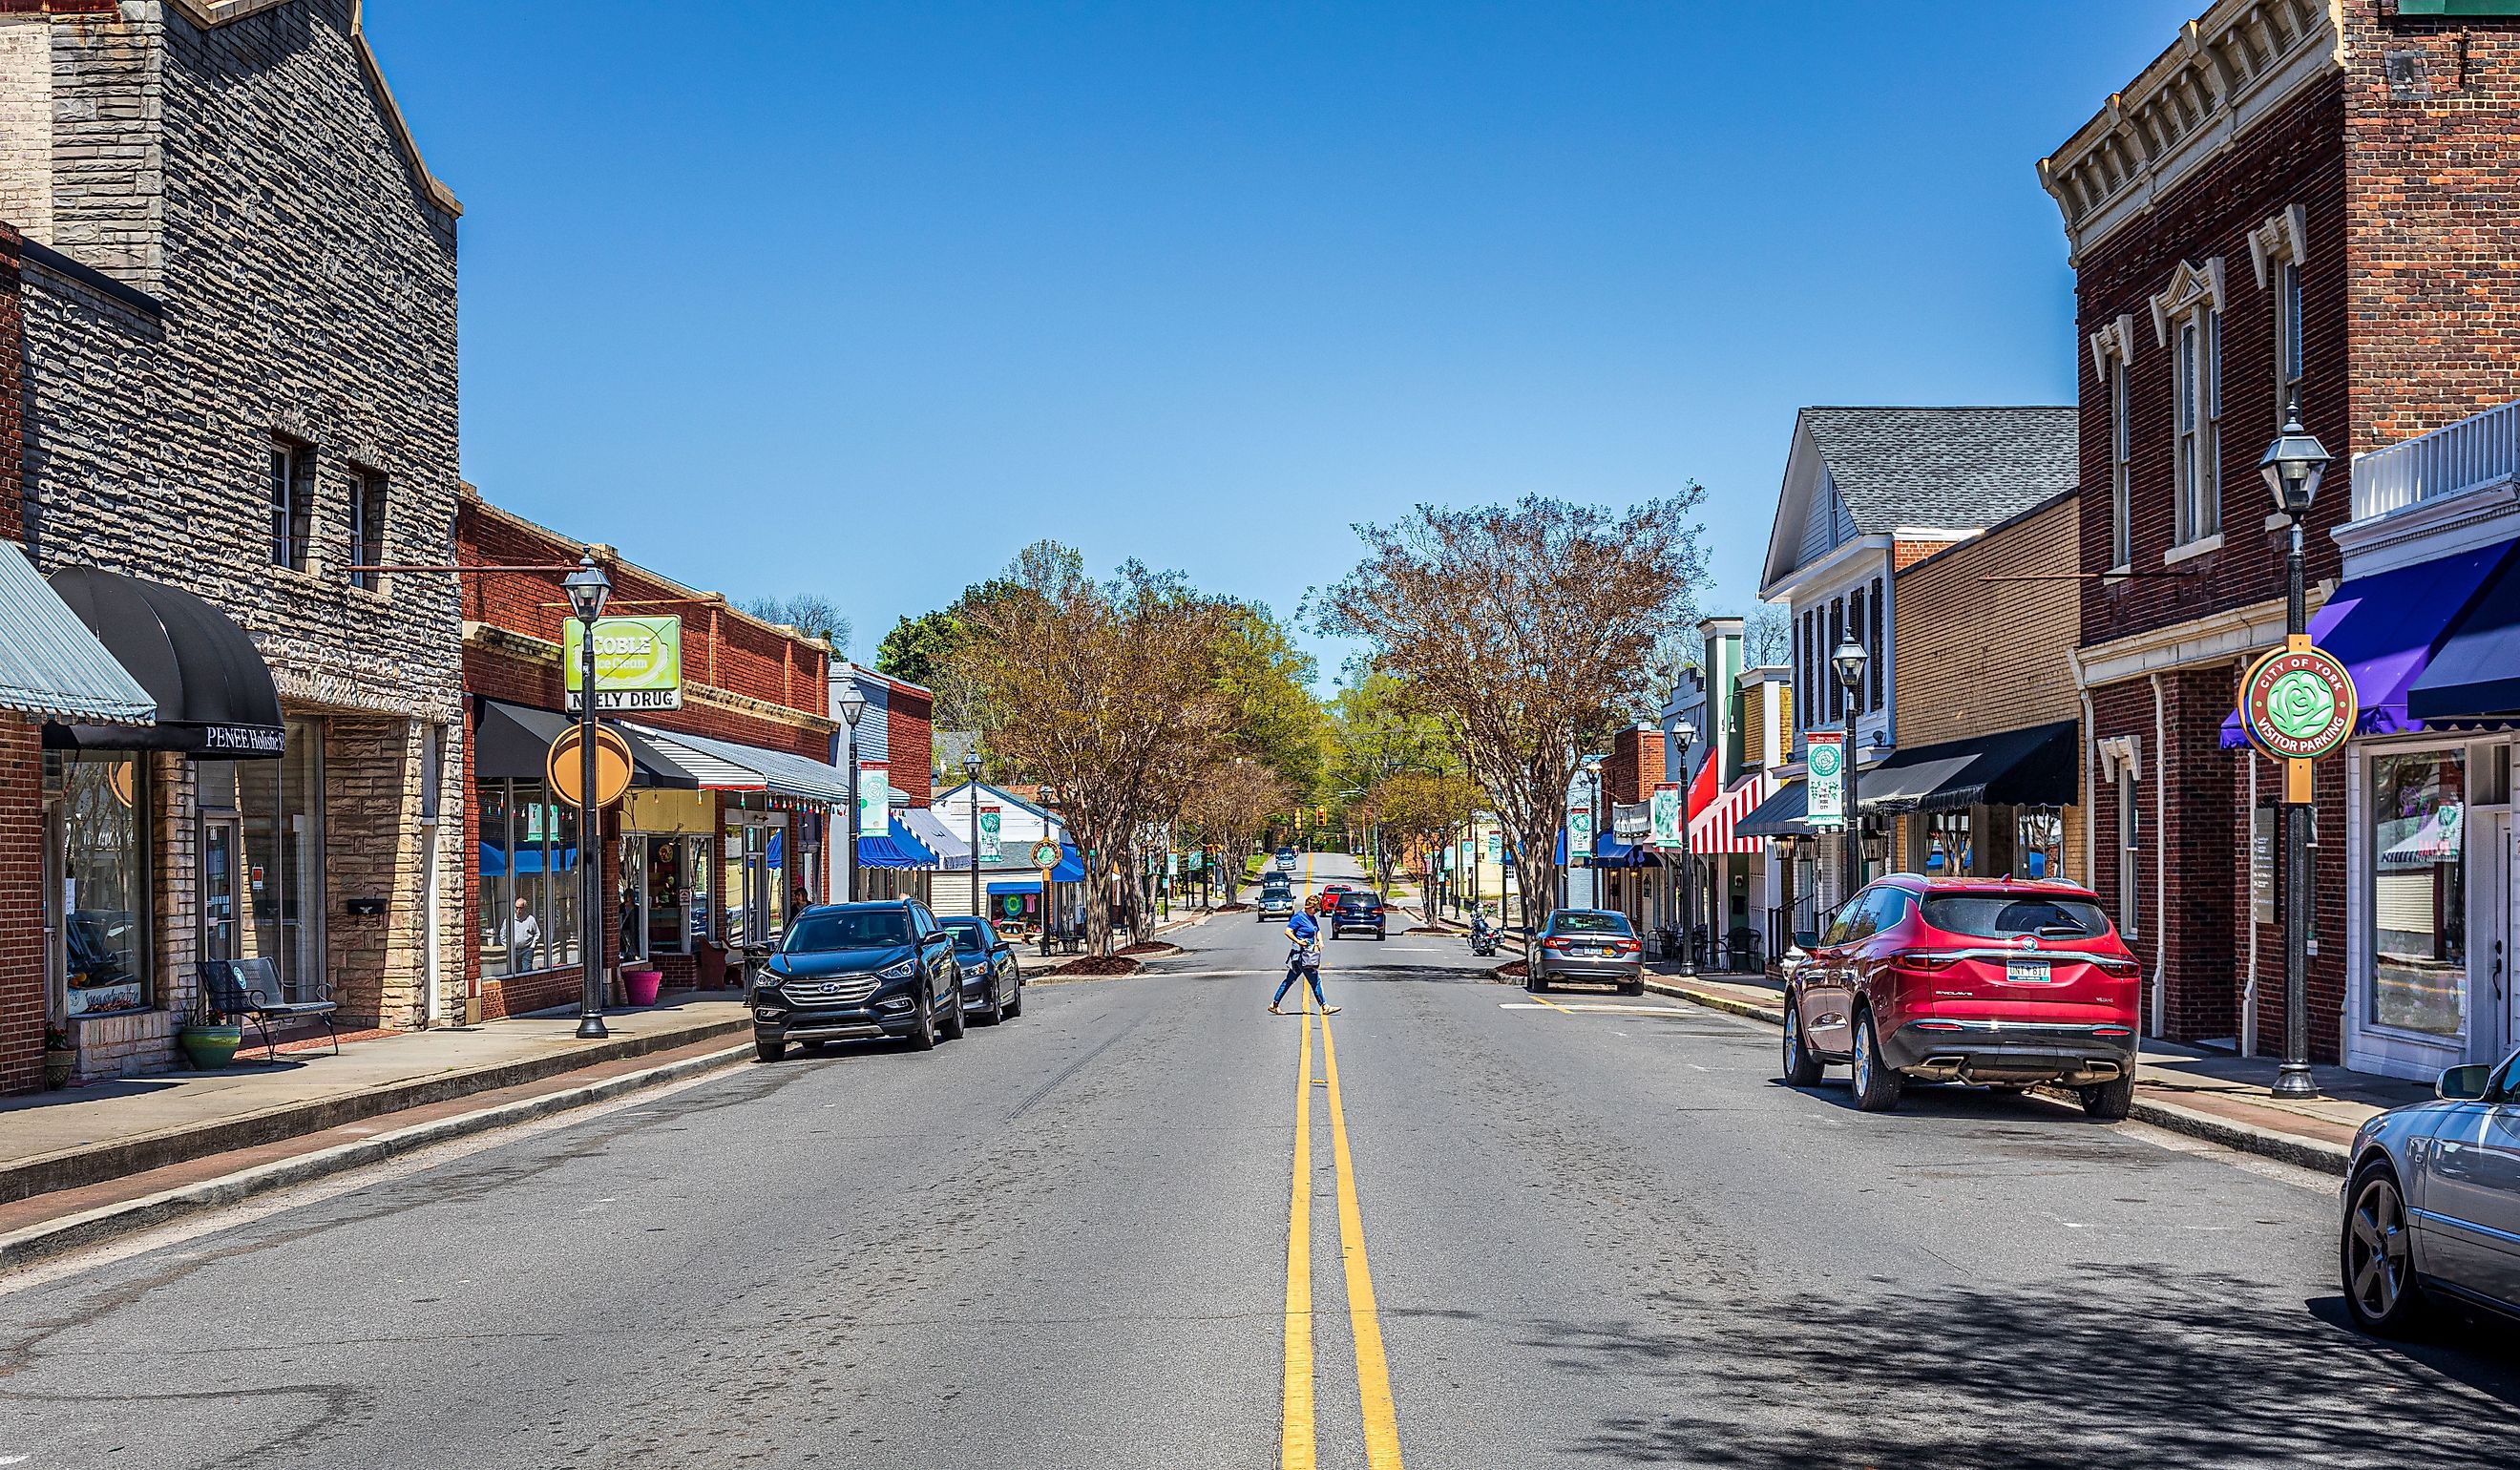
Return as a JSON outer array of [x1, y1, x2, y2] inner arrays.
[[1315, 804, 1328, 824]]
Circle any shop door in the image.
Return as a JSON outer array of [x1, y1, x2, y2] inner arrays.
[[619, 834, 648, 963], [200, 815, 242, 962], [2498, 810, 2520, 1064]]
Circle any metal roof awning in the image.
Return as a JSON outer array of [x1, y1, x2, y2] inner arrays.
[[1733, 779, 1811, 839], [897, 808, 969, 867], [859, 814, 940, 870], [0, 547, 155, 728], [624, 724, 851, 807], [472, 700, 698, 788], [44, 564, 278, 755]]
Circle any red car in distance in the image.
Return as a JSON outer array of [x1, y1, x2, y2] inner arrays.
[[1317, 882, 1354, 915], [1780, 873, 2141, 1118]]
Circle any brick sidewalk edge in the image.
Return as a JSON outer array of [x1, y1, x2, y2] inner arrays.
[[1641, 976, 2353, 1178], [0, 1041, 754, 1273]]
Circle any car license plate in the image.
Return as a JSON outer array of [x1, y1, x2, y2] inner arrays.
[[2006, 958, 2050, 984]]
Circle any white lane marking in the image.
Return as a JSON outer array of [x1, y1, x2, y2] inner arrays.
[[1497, 1002, 1695, 1016]]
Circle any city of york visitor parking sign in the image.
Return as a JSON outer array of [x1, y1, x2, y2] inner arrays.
[[2240, 645, 2358, 763]]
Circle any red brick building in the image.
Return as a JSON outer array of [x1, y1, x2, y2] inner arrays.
[[456, 491, 846, 1018], [2044, 0, 2520, 1058]]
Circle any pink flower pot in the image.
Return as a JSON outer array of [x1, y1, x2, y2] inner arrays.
[[623, 969, 663, 1006]]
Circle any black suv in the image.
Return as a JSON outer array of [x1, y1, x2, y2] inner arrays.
[[1330, 891, 1387, 940], [751, 900, 963, 1060], [940, 914, 1024, 1025]]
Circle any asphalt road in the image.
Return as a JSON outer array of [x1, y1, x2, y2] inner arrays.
[[5, 852, 2520, 1467]]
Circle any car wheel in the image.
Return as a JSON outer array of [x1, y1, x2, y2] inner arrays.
[[754, 1038, 787, 1063], [2079, 1072, 2134, 1121], [940, 983, 968, 1040], [1004, 981, 1023, 1018], [906, 989, 938, 1051], [1850, 1011, 1903, 1113], [2342, 1158, 2428, 1336], [1780, 995, 1823, 1085]]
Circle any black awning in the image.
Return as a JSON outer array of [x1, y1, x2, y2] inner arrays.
[[1733, 779, 1810, 838], [1858, 720, 2079, 814], [472, 699, 699, 788], [43, 566, 284, 757], [2408, 552, 2520, 722]]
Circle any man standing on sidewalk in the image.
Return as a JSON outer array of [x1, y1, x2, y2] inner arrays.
[[1270, 894, 1335, 1015]]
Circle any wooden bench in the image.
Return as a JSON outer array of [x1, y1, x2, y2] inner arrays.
[[200, 957, 340, 1061]]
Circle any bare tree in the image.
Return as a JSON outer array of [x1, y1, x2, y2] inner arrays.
[[954, 543, 1237, 957], [1359, 768, 1480, 897], [741, 594, 851, 655], [1319, 493, 1706, 928], [1178, 759, 1289, 904], [1744, 602, 1792, 667]]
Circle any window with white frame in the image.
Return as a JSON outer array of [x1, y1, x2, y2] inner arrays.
[[2278, 260, 2304, 416], [2173, 307, 2220, 543], [2115, 766, 2140, 940], [269, 439, 312, 571], [2109, 358, 2132, 568], [2251, 205, 2310, 421]]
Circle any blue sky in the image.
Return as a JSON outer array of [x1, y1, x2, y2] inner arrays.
[[364, 1, 2200, 682]]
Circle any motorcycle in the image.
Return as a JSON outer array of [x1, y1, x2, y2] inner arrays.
[[1469, 915, 1501, 957]]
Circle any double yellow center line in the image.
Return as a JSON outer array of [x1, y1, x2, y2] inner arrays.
[[1279, 996, 1404, 1469]]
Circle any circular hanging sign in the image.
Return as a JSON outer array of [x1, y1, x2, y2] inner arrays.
[[1030, 837, 1062, 870], [546, 724, 637, 808], [1808, 743, 1842, 778], [2240, 645, 2358, 762]]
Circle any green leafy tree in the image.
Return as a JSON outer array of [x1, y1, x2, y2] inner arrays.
[[1213, 604, 1332, 796]]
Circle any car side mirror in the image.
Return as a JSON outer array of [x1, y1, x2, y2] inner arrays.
[[2439, 1063, 2493, 1102]]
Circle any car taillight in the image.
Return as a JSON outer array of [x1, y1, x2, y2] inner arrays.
[[1912, 1019, 1964, 1032], [1612, 939, 1640, 953], [1891, 953, 1958, 973], [2093, 956, 2141, 976], [2092, 1025, 2133, 1038], [1542, 937, 1573, 950]]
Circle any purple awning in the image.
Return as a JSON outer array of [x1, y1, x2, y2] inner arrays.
[[2219, 537, 2518, 748]]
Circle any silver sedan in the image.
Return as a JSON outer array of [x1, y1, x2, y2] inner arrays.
[[1528, 909, 1645, 997], [2342, 1048, 2520, 1334]]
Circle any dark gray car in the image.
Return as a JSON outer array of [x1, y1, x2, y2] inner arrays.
[[1529, 908, 1644, 996], [2342, 1046, 2520, 1334], [750, 900, 964, 1060], [941, 914, 1024, 1024]]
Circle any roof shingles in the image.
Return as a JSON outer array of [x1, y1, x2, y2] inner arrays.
[[1800, 407, 2077, 534]]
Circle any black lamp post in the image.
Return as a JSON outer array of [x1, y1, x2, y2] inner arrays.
[[2260, 397, 2332, 1101], [963, 748, 984, 916], [563, 555, 612, 1040], [1673, 718, 1697, 977], [835, 682, 867, 904], [1832, 637, 1869, 904]]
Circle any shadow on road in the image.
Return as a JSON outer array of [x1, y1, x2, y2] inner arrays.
[[1525, 1265, 2520, 1467]]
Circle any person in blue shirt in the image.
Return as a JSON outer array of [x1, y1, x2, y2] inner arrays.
[[1270, 894, 1336, 1015]]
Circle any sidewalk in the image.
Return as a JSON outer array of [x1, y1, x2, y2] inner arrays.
[[1, 991, 748, 1208], [1639, 964, 2427, 1176]]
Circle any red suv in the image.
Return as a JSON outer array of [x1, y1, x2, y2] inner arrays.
[[1780, 874, 2141, 1118]]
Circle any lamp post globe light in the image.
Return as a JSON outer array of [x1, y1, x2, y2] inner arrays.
[[963, 747, 984, 917], [1672, 719, 1696, 977], [1832, 637, 1869, 905], [835, 682, 867, 904], [563, 556, 612, 1040], [2260, 397, 2333, 1101]]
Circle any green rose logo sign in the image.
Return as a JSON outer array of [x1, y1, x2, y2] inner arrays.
[[2240, 646, 2356, 762]]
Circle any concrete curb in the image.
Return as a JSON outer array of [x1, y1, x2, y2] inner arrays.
[[1641, 977, 2352, 1178], [0, 1042, 755, 1272], [2, 1015, 751, 1207]]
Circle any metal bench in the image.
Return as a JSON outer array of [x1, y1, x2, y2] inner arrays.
[[200, 957, 340, 1061]]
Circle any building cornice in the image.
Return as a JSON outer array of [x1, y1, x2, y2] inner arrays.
[[1759, 534, 1892, 605], [2036, 0, 2342, 266], [461, 622, 841, 735], [2071, 588, 2331, 688]]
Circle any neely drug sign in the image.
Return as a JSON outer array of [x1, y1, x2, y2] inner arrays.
[[565, 616, 684, 712]]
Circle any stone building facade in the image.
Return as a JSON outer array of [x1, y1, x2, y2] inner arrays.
[[2041, 0, 2520, 1059], [0, 0, 464, 1080]]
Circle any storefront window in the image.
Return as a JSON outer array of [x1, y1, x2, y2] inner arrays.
[[1922, 810, 1970, 875], [479, 783, 512, 978], [239, 716, 324, 1001], [59, 753, 151, 1016], [2371, 750, 2466, 1039], [478, 779, 593, 978], [2017, 808, 2065, 881]]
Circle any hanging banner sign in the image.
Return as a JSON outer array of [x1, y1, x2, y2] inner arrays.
[[1166, 850, 1180, 878], [1806, 730, 1847, 830], [1568, 805, 1594, 861], [564, 616, 684, 712], [1649, 781, 1683, 849], [977, 805, 1002, 862], [1486, 830, 1503, 865], [857, 763, 890, 836]]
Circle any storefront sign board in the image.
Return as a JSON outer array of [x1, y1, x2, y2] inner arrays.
[[565, 616, 684, 713]]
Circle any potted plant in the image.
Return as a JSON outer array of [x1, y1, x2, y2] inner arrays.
[[179, 991, 244, 1071], [42, 1023, 74, 1090]]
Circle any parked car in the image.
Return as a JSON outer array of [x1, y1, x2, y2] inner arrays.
[[1275, 847, 1299, 872], [1255, 874, 1297, 922], [1531, 909, 1643, 995], [1780, 874, 2140, 1118], [749, 900, 965, 1060], [940, 914, 1024, 1025], [1330, 891, 1387, 940], [2341, 1049, 2520, 1335]]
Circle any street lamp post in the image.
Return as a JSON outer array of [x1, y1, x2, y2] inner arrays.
[[835, 683, 867, 904], [1673, 719, 1697, 977], [2261, 397, 2332, 1101], [963, 748, 984, 917], [563, 555, 613, 1040], [1832, 638, 1869, 905]]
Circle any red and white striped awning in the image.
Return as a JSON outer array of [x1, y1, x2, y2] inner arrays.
[[1689, 773, 1772, 854]]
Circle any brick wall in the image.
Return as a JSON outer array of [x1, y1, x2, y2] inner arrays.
[[1605, 726, 1665, 807], [1895, 494, 2079, 750], [2342, 10, 2520, 450], [0, 217, 39, 1091]]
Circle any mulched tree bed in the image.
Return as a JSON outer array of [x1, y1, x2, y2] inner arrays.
[[1214, 902, 1252, 914], [1046, 955, 1144, 977], [1495, 960, 1530, 980], [1118, 940, 1184, 956]]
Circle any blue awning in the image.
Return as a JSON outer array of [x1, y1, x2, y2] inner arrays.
[[2411, 543, 2520, 723], [1589, 831, 1662, 868], [2223, 538, 2519, 746], [858, 815, 940, 870]]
